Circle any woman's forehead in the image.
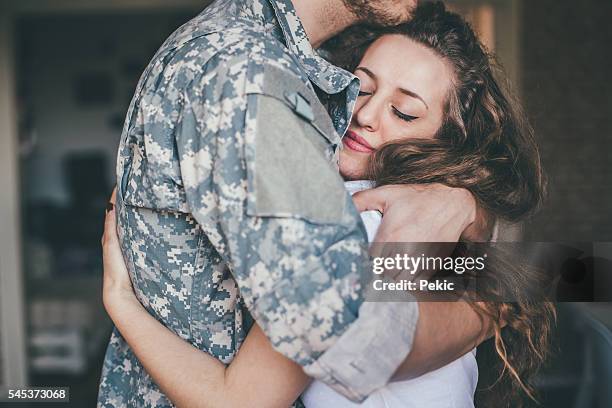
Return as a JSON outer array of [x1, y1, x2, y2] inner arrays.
[[359, 34, 453, 106]]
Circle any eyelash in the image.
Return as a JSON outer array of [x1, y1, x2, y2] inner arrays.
[[358, 91, 418, 123], [392, 107, 418, 122]]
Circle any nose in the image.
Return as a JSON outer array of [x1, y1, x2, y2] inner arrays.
[[354, 95, 382, 132]]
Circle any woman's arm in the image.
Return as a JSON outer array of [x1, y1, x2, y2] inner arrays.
[[102, 190, 493, 406], [392, 301, 492, 380], [102, 203, 309, 408]]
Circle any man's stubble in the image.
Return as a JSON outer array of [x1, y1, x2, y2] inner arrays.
[[342, 0, 415, 26]]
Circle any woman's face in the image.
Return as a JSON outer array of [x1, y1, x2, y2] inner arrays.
[[339, 34, 454, 179]]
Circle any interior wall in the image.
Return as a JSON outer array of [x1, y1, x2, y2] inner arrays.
[[521, 0, 612, 241], [18, 12, 199, 206], [0, 1, 204, 390], [0, 11, 28, 388]]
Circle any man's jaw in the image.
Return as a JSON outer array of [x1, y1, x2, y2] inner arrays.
[[341, 0, 414, 27]]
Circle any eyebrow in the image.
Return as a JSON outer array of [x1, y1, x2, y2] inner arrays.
[[355, 66, 429, 110]]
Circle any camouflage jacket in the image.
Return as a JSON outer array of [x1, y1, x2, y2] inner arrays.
[[98, 0, 418, 406]]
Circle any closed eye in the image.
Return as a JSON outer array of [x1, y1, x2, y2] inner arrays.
[[358, 90, 372, 97], [392, 107, 418, 122]]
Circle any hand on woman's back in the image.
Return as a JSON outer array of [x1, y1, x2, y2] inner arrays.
[[352, 183, 477, 243]]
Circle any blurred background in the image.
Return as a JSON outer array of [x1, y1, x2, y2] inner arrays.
[[0, 0, 610, 406]]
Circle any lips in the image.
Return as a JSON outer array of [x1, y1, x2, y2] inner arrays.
[[344, 130, 375, 153]]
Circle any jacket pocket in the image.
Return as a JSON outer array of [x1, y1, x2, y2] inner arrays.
[[244, 62, 347, 225]]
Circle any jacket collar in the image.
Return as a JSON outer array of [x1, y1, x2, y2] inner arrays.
[[254, 0, 357, 96]]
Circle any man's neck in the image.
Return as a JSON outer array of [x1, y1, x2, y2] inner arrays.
[[292, 0, 358, 48]]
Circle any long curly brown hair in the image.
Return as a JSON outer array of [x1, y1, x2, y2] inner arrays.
[[324, 2, 556, 406]]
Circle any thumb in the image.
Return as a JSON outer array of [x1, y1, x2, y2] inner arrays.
[[352, 188, 387, 213]]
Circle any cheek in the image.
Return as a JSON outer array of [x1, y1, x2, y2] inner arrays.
[[378, 114, 418, 144], [381, 114, 440, 143], [339, 149, 370, 178], [353, 97, 367, 114], [422, 116, 444, 140]]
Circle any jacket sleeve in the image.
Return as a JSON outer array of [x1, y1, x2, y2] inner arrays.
[[177, 53, 418, 402]]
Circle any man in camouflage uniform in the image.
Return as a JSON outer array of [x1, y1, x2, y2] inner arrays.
[[97, 0, 458, 406]]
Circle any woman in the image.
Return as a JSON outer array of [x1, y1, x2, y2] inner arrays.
[[102, 2, 554, 407]]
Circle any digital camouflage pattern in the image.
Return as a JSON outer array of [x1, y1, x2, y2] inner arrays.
[[98, 0, 418, 406]]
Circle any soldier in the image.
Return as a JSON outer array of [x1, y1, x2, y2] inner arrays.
[[98, 0, 486, 406]]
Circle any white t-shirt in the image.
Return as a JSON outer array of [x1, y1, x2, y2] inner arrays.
[[301, 180, 478, 408]]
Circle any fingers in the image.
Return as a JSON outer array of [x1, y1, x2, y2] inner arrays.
[[102, 187, 118, 246], [105, 188, 117, 213], [110, 187, 117, 205], [101, 203, 118, 249], [352, 187, 388, 213], [100, 190, 135, 297]]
